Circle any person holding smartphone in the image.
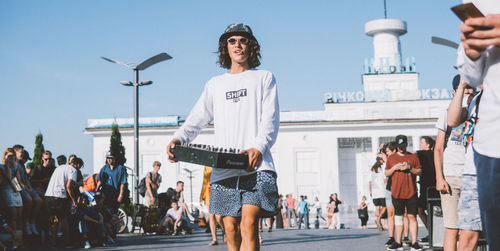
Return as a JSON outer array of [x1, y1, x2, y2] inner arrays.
[[456, 2, 500, 250], [385, 135, 422, 251]]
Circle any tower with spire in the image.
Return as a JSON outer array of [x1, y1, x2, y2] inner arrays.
[[362, 1, 419, 102]]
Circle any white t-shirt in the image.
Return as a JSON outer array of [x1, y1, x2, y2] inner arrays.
[[45, 164, 77, 198], [436, 110, 465, 177], [463, 91, 482, 175], [457, 0, 500, 158], [166, 207, 182, 221], [173, 69, 280, 183], [370, 167, 386, 199]]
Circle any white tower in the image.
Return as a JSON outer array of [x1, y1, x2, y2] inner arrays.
[[365, 18, 406, 73], [363, 18, 419, 102]]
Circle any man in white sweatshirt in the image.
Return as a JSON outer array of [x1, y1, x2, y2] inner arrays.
[[167, 23, 279, 251], [456, 1, 500, 250]]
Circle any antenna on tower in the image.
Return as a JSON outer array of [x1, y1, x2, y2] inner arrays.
[[384, 0, 387, 19]]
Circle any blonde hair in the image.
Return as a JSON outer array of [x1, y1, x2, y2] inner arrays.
[[2, 148, 14, 165], [153, 161, 161, 167]]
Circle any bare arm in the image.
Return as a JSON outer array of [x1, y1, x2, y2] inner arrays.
[[385, 162, 401, 177], [368, 181, 373, 197], [447, 80, 468, 127], [66, 178, 76, 205], [434, 129, 450, 193], [118, 184, 126, 202], [146, 174, 154, 199]]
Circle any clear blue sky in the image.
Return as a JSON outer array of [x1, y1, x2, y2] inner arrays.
[[0, 0, 463, 174]]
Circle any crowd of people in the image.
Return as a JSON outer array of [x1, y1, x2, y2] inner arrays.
[[359, 73, 489, 251], [0, 146, 134, 249]]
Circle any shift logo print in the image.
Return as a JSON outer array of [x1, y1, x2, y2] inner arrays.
[[226, 89, 247, 103]]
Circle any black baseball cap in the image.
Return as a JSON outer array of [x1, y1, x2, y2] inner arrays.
[[395, 135, 408, 148], [219, 23, 256, 43], [452, 74, 460, 90], [23, 150, 32, 160]]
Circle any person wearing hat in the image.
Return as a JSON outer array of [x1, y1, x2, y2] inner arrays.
[[385, 135, 422, 251], [96, 152, 128, 215], [167, 23, 279, 250], [433, 75, 474, 251]]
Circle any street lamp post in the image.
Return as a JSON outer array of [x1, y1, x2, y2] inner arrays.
[[102, 52, 172, 204], [183, 168, 195, 211]]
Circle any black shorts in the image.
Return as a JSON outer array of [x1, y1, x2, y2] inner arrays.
[[45, 196, 69, 218], [417, 186, 439, 209], [373, 198, 386, 207], [392, 194, 418, 216]]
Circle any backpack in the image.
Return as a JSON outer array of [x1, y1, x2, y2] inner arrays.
[[138, 176, 146, 198], [83, 173, 98, 192]]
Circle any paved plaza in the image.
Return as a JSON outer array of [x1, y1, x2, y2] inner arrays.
[[34, 227, 431, 251]]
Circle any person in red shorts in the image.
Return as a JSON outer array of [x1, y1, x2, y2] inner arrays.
[[385, 135, 422, 251]]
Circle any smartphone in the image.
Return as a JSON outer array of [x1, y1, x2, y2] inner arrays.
[[451, 3, 484, 22]]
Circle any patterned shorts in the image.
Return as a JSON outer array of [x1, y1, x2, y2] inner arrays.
[[209, 171, 279, 218], [457, 174, 482, 231]]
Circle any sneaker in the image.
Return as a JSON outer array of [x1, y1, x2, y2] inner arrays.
[[385, 237, 395, 246], [411, 242, 423, 251], [25, 222, 33, 235], [387, 242, 403, 251], [30, 222, 40, 235], [84, 241, 91, 249], [419, 235, 429, 243], [402, 237, 410, 246]]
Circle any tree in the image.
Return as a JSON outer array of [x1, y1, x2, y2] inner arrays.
[[32, 132, 45, 167], [109, 123, 126, 166]]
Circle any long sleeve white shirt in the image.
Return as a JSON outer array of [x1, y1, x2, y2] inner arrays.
[[173, 69, 280, 182], [457, 0, 500, 158]]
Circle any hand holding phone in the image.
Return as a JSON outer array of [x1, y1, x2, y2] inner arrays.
[[451, 3, 484, 22]]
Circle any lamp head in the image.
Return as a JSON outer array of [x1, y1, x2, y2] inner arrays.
[[139, 80, 153, 86], [120, 81, 133, 86]]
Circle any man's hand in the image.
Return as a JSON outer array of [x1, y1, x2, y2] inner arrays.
[[461, 14, 500, 60], [117, 195, 123, 203], [399, 162, 410, 171], [167, 138, 181, 163], [240, 148, 262, 172], [436, 177, 450, 194]]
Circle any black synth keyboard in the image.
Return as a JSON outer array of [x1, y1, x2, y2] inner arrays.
[[169, 143, 249, 169]]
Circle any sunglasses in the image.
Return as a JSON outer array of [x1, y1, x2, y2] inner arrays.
[[227, 37, 249, 45]]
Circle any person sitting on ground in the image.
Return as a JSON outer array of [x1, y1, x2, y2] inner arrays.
[[92, 191, 118, 245], [159, 200, 189, 235], [75, 193, 108, 248]]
